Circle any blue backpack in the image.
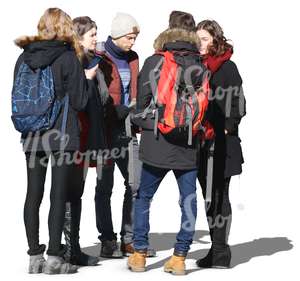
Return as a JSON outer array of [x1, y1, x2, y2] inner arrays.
[[11, 62, 69, 136]]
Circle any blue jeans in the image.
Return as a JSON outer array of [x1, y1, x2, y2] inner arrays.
[[133, 163, 197, 256]]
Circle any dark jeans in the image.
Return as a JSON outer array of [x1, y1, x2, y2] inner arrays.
[[95, 130, 141, 244], [24, 151, 76, 256], [133, 163, 198, 256]]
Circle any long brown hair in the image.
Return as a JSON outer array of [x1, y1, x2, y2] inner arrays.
[[197, 20, 233, 56], [15, 8, 83, 59]]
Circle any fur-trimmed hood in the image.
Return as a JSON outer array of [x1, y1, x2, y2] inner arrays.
[[14, 35, 43, 48], [153, 28, 201, 52]]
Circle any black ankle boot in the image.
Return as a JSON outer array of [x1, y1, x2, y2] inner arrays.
[[196, 245, 231, 268], [100, 240, 123, 258], [64, 201, 100, 266]]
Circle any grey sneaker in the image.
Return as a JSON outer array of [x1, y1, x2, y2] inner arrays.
[[44, 256, 78, 274], [100, 240, 123, 258], [28, 254, 46, 274]]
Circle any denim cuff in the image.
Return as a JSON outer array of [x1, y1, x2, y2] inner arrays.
[[134, 248, 148, 254], [173, 250, 188, 257]]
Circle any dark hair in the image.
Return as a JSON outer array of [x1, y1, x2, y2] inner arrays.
[[73, 16, 97, 38], [169, 11, 196, 32], [196, 20, 232, 56]]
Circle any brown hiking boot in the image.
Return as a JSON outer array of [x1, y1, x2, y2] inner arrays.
[[121, 243, 134, 256], [121, 243, 156, 257], [164, 255, 186, 275], [127, 251, 147, 272]]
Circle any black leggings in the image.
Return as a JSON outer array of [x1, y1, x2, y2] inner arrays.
[[24, 151, 77, 256], [198, 173, 232, 247], [66, 164, 85, 203], [197, 137, 233, 247]]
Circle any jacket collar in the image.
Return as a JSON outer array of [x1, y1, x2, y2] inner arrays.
[[153, 28, 200, 52]]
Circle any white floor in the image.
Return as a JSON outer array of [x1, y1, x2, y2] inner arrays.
[[1, 168, 298, 281], [1, 1, 300, 280]]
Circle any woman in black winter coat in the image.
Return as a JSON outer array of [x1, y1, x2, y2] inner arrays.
[[195, 19, 246, 268], [13, 8, 97, 274], [62, 16, 107, 267]]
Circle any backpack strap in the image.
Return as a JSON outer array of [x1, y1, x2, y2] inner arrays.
[[151, 53, 166, 137], [125, 114, 134, 186], [188, 118, 193, 145], [206, 140, 215, 203], [60, 95, 69, 144], [131, 54, 164, 136]]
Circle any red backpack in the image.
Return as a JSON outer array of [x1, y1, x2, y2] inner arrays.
[[153, 51, 210, 145]]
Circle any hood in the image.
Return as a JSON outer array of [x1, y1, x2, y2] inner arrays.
[[15, 37, 71, 69], [153, 28, 201, 52]]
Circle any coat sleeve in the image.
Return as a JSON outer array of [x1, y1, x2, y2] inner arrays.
[[137, 55, 162, 110], [223, 61, 246, 133], [65, 51, 90, 111]]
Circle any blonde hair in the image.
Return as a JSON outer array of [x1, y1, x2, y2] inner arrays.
[[15, 8, 83, 60]]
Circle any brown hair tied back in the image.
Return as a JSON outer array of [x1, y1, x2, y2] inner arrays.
[[73, 16, 97, 39]]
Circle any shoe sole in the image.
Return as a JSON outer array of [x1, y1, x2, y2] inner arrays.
[[164, 268, 186, 275], [70, 256, 101, 266], [43, 269, 78, 274], [127, 265, 146, 272], [196, 264, 230, 269], [211, 265, 231, 269], [100, 254, 123, 259], [43, 265, 78, 274]]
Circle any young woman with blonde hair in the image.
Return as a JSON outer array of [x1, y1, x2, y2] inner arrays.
[[13, 7, 97, 274]]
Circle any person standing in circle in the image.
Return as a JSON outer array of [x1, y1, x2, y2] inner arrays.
[[196, 19, 246, 269]]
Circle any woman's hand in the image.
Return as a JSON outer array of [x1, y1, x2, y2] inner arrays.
[[84, 64, 98, 80]]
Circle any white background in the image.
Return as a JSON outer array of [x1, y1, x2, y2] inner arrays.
[[0, 0, 299, 280]]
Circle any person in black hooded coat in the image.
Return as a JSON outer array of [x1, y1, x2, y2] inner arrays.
[[13, 8, 97, 274], [61, 16, 107, 267], [195, 19, 246, 269], [128, 11, 207, 275]]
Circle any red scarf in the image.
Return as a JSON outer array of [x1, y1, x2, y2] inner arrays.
[[203, 49, 233, 73]]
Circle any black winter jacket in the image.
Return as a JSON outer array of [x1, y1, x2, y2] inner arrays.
[[136, 29, 206, 170], [203, 60, 246, 178], [13, 40, 91, 152], [80, 53, 107, 153]]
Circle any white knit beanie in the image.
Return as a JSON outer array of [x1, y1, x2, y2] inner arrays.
[[111, 13, 140, 39]]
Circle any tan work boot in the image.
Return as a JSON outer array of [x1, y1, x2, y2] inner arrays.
[[164, 255, 186, 275], [127, 251, 147, 272]]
